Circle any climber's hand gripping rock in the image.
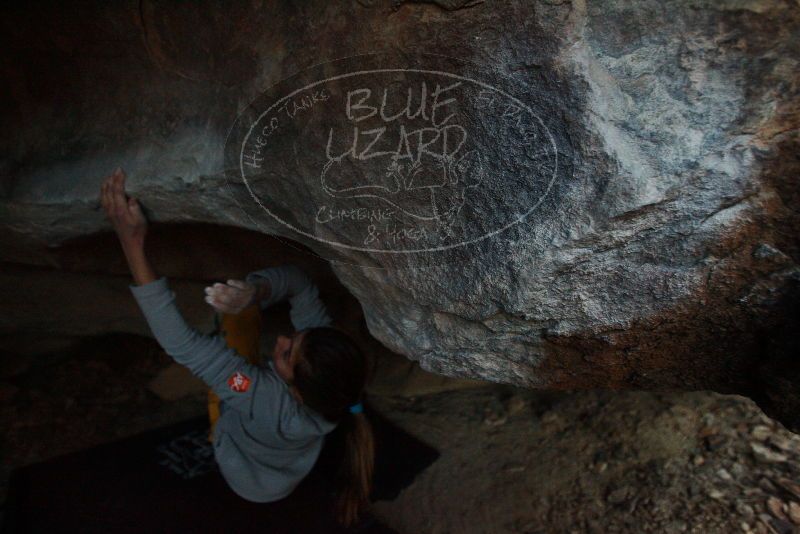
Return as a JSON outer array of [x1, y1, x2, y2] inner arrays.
[[100, 167, 147, 246]]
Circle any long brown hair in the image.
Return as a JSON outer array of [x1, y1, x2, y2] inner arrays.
[[293, 326, 375, 527]]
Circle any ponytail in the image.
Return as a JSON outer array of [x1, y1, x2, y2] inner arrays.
[[334, 411, 375, 527], [292, 326, 376, 528]]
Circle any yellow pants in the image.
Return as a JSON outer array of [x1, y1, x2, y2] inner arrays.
[[208, 304, 262, 442]]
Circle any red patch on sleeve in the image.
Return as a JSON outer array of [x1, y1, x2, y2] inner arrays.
[[227, 371, 251, 393]]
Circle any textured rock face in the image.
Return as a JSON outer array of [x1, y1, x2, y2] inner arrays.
[[1, 2, 798, 428]]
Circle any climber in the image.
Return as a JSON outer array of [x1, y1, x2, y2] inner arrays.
[[99, 167, 375, 527]]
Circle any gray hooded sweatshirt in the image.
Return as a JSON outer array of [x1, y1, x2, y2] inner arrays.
[[130, 264, 337, 502]]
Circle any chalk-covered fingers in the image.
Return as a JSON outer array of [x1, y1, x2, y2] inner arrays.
[[204, 280, 258, 314]]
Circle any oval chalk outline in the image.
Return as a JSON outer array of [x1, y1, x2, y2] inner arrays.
[[238, 67, 559, 254]]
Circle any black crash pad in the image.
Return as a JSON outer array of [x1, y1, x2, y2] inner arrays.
[[2, 402, 437, 533]]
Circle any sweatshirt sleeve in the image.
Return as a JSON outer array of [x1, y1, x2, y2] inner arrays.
[[244, 265, 333, 330], [129, 277, 285, 414]]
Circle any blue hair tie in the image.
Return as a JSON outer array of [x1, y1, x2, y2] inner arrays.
[[349, 402, 363, 414]]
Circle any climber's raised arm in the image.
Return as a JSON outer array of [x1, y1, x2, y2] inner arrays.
[[100, 167, 156, 286], [246, 265, 333, 330], [100, 167, 283, 409]]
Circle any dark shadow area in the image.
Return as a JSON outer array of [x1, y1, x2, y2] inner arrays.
[[0, 222, 481, 532], [2, 402, 437, 534]]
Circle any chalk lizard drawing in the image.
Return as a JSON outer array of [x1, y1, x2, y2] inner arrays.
[[320, 148, 485, 237]]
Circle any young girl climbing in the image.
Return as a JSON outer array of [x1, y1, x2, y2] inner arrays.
[[100, 167, 375, 527]]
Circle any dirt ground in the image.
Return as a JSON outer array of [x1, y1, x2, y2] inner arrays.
[[368, 388, 800, 533], [1, 332, 799, 534]]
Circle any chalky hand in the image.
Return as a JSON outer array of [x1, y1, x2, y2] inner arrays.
[[204, 280, 258, 315]]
